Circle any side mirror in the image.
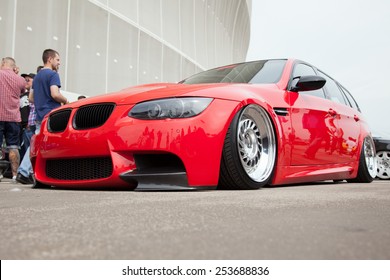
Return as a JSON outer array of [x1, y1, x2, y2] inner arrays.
[[290, 75, 326, 92]]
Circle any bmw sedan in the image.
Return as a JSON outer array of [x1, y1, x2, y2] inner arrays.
[[30, 59, 377, 190]]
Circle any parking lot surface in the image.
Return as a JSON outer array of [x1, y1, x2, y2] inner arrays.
[[1, 178, 389, 259]]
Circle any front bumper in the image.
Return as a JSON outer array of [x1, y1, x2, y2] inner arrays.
[[30, 99, 240, 189]]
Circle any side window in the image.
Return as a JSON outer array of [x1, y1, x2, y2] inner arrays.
[[317, 71, 348, 106], [292, 63, 326, 98], [339, 84, 361, 112]]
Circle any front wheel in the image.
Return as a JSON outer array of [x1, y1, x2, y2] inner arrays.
[[218, 105, 276, 190], [347, 136, 377, 183]]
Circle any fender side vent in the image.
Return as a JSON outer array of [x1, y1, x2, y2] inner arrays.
[[274, 107, 288, 116]]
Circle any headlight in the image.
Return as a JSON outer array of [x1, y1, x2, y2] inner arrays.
[[129, 97, 213, 120]]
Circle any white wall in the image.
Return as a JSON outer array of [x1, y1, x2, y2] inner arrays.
[[0, 0, 251, 97]]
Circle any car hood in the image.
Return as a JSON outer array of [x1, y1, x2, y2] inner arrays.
[[68, 83, 280, 107]]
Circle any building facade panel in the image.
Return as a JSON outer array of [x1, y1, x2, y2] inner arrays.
[[162, 45, 182, 83], [161, 0, 181, 50], [0, 0, 251, 98], [14, 0, 68, 78], [139, 0, 162, 37], [138, 31, 162, 85], [0, 0, 15, 57], [107, 15, 139, 92], [108, 0, 138, 23], [66, 0, 108, 95], [179, 0, 196, 62]]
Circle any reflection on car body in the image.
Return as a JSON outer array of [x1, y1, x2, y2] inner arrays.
[[30, 59, 377, 190]]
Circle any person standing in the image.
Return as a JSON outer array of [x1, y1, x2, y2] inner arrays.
[[19, 72, 35, 159], [30, 49, 68, 125], [16, 72, 37, 185], [17, 50, 68, 186], [0, 57, 26, 181]]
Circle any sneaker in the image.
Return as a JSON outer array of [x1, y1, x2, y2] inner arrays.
[[16, 173, 34, 184]]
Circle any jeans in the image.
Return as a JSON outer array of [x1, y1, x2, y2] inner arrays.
[[19, 126, 35, 160], [17, 122, 41, 177]]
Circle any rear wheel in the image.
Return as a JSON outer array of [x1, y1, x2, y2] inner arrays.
[[347, 136, 377, 183], [218, 105, 276, 190], [376, 150, 390, 179]]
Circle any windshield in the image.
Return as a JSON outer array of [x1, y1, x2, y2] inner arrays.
[[181, 59, 287, 85]]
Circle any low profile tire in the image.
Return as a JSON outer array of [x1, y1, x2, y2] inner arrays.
[[376, 150, 390, 180], [218, 105, 276, 190], [347, 136, 377, 183]]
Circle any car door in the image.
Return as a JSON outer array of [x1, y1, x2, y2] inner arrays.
[[316, 71, 360, 162], [288, 63, 339, 165]]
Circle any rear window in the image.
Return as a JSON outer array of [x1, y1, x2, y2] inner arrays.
[[181, 59, 287, 85]]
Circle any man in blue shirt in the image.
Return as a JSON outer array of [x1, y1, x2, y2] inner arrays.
[[31, 49, 68, 121], [16, 49, 68, 185]]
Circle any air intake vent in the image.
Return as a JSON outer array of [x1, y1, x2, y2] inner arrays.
[[48, 110, 72, 132], [274, 107, 288, 116], [74, 103, 115, 130], [46, 157, 113, 180]]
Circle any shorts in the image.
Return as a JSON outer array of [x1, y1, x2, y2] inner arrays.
[[0, 121, 21, 149]]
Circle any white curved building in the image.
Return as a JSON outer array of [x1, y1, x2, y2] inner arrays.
[[0, 0, 251, 98]]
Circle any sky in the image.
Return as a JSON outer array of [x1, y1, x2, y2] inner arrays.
[[246, 0, 390, 137]]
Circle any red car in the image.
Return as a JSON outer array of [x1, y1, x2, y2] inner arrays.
[[30, 59, 377, 190]]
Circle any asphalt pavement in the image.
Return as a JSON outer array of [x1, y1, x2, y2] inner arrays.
[[1, 178, 389, 260]]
